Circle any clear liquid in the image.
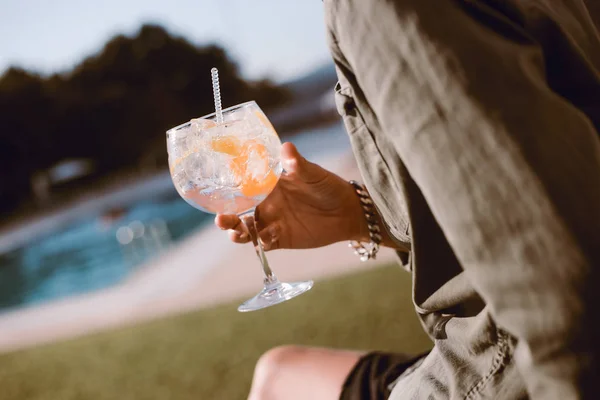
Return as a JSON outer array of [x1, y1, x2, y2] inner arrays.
[[180, 180, 277, 215], [168, 107, 283, 215]]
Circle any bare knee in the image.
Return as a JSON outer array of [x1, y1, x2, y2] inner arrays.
[[249, 345, 304, 400]]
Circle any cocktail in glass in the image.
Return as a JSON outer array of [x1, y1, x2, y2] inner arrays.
[[166, 101, 313, 312]]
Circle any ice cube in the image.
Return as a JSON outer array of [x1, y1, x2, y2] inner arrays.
[[167, 129, 191, 160], [223, 108, 247, 124], [180, 148, 241, 189], [220, 109, 261, 138], [185, 130, 203, 153], [211, 152, 242, 188], [246, 145, 269, 181], [190, 118, 217, 131], [181, 151, 212, 185], [221, 118, 249, 135], [171, 168, 193, 195], [244, 113, 265, 138], [185, 118, 215, 150], [258, 133, 282, 159]]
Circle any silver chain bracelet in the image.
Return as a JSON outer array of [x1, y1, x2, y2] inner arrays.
[[348, 181, 382, 261]]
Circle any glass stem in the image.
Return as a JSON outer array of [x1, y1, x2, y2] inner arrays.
[[239, 210, 278, 286]]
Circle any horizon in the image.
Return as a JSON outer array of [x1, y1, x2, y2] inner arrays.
[[0, 23, 332, 84], [0, 0, 331, 83]]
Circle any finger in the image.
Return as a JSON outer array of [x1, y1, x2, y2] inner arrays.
[[228, 229, 250, 244], [215, 214, 243, 232], [281, 142, 328, 184], [258, 224, 281, 251], [254, 205, 270, 232]]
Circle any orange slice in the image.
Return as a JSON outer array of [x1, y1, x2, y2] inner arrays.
[[223, 139, 278, 197], [240, 169, 278, 197], [211, 136, 241, 156], [244, 140, 269, 161], [230, 153, 247, 183], [240, 141, 277, 197]]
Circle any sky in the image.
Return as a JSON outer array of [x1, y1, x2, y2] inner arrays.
[[0, 0, 332, 83]]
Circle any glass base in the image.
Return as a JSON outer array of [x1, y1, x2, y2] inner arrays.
[[238, 280, 314, 312]]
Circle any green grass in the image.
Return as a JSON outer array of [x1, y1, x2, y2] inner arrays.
[[0, 265, 431, 400]]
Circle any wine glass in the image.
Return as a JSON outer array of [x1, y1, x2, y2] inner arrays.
[[166, 101, 313, 312]]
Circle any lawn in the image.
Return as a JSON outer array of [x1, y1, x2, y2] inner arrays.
[[0, 265, 431, 400]]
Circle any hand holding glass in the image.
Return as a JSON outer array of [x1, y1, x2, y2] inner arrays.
[[166, 101, 313, 312]]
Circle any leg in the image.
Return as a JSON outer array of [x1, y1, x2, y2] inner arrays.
[[248, 345, 364, 400]]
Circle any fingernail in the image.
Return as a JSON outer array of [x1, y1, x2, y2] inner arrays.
[[239, 233, 248, 240]]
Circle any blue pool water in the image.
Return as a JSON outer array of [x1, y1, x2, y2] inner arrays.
[[0, 122, 350, 312], [0, 194, 209, 311]]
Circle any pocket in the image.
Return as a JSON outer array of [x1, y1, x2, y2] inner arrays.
[[334, 82, 363, 134], [334, 83, 411, 244]]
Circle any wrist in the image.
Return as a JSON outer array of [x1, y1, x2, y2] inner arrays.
[[346, 181, 383, 261], [343, 182, 373, 242]]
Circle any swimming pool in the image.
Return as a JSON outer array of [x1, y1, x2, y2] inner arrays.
[[0, 122, 350, 312], [0, 194, 209, 311]]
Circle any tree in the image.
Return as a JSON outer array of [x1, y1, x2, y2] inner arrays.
[[0, 24, 290, 214]]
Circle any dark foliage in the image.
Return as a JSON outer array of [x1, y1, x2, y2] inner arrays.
[[0, 24, 290, 213]]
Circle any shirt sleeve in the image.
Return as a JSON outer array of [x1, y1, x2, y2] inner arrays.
[[324, 0, 600, 398]]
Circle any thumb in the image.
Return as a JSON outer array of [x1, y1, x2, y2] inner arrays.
[[281, 142, 327, 183]]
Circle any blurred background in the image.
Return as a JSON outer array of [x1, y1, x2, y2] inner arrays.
[[0, 1, 431, 399]]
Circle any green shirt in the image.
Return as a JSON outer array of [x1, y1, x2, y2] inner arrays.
[[324, 0, 600, 398]]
